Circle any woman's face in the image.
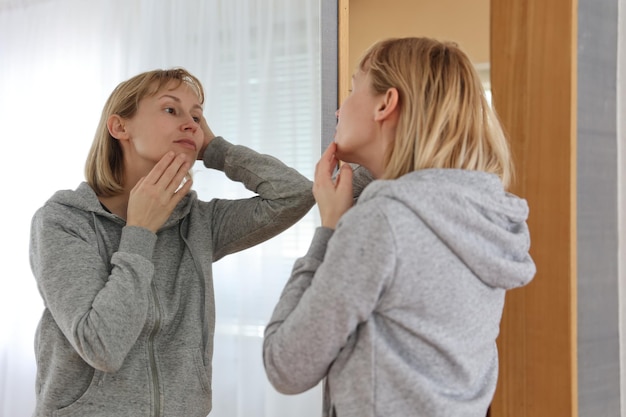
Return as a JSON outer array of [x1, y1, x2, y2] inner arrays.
[[122, 81, 204, 167], [334, 70, 385, 172]]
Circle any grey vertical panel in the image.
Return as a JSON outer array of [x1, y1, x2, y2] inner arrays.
[[618, 0, 626, 415], [320, 0, 337, 150], [577, 0, 621, 416]]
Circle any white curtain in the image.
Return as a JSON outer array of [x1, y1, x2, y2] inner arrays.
[[0, 1, 322, 416]]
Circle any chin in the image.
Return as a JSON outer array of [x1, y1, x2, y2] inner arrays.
[[183, 150, 198, 162], [334, 144, 356, 165]]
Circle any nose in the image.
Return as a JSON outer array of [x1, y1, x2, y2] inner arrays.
[[181, 114, 199, 132]]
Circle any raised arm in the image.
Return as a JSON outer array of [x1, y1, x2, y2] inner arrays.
[[201, 136, 315, 260], [262, 205, 396, 393]]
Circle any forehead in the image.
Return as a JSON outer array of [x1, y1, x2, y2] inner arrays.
[[145, 81, 202, 106]]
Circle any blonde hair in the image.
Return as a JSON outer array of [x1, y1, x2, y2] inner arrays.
[[85, 68, 204, 196], [359, 37, 513, 187]]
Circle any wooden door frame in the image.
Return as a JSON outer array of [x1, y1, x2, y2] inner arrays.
[[490, 0, 578, 415]]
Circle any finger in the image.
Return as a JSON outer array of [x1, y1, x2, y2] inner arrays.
[[162, 157, 192, 195], [171, 176, 193, 204], [150, 153, 188, 191], [143, 152, 177, 185], [320, 142, 338, 174], [198, 116, 215, 160], [129, 176, 146, 199], [200, 116, 215, 140], [315, 143, 338, 186], [134, 176, 146, 188], [335, 163, 354, 195]]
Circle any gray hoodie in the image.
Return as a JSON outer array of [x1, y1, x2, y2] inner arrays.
[[29, 137, 315, 417], [263, 168, 536, 417]]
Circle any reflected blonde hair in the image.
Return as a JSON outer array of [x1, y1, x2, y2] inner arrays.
[[85, 68, 204, 196], [359, 37, 512, 187]]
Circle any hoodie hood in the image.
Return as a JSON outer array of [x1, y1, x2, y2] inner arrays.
[[359, 169, 536, 289], [47, 182, 196, 229]]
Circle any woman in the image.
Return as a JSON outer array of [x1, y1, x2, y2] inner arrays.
[[29, 68, 315, 416], [263, 37, 536, 417]]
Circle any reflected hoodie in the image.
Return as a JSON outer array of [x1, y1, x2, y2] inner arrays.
[[264, 168, 537, 417], [29, 137, 315, 417]]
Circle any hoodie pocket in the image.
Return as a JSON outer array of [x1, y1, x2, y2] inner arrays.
[[161, 347, 211, 394], [53, 370, 104, 417], [192, 347, 211, 394], [160, 347, 212, 416]]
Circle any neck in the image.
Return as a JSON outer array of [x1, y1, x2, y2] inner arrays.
[[102, 155, 151, 220], [98, 193, 129, 220]]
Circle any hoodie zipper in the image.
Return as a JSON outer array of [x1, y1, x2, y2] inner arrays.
[[91, 210, 164, 415], [148, 283, 163, 417]]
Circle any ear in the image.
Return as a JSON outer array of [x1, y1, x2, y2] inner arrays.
[[374, 87, 399, 122], [107, 114, 129, 141]]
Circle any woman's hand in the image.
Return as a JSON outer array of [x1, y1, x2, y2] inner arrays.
[[198, 115, 216, 160], [313, 142, 354, 229], [127, 152, 193, 233]]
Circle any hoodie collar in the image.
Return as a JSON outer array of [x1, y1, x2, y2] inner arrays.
[[50, 182, 196, 229]]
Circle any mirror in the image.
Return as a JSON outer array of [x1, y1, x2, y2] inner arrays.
[[0, 1, 328, 416]]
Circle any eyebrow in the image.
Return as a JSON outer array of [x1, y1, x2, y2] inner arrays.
[[158, 94, 203, 111]]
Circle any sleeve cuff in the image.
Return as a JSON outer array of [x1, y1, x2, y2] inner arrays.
[[202, 136, 230, 171], [305, 227, 334, 261], [118, 226, 157, 260]]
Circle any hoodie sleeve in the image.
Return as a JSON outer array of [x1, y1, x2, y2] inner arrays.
[[345, 163, 374, 203], [201, 136, 315, 261], [30, 206, 156, 372], [263, 204, 396, 394]]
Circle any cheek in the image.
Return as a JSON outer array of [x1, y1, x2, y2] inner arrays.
[[334, 125, 363, 156]]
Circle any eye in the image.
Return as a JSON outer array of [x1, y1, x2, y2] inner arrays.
[[165, 107, 176, 115], [192, 116, 201, 123]]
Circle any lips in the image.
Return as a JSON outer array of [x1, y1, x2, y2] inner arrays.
[[174, 139, 197, 150]]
